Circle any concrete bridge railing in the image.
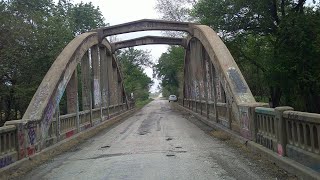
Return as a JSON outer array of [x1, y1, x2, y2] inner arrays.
[[179, 99, 320, 172], [0, 103, 132, 168]]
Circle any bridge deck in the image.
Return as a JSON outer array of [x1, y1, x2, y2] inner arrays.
[[22, 100, 290, 180]]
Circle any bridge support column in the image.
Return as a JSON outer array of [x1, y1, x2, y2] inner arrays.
[[81, 52, 93, 126], [207, 57, 218, 121], [66, 70, 80, 132], [186, 49, 192, 110], [112, 65, 118, 113], [107, 55, 114, 114], [211, 64, 219, 122], [55, 107, 60, 141], [100, 46, 109, 119], [91, 45, 102, 122], [200, 44, 209, 119]]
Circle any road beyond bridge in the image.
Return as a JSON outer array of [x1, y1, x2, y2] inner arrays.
[[22, 100, 291, 180]]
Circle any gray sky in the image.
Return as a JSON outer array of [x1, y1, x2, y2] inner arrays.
[[70, 0, 317, 93], [73, 0, 167, 93]]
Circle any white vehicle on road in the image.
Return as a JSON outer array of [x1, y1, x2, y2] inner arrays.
[[168, 95, 177, 102]]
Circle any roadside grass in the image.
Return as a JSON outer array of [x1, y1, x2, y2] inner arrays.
[[135, 98, 154, 108]]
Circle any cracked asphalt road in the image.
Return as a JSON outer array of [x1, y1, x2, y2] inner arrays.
[[22, 99, 283, 180]]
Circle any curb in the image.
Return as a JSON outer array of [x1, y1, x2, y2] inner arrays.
[[0, 108, 139, 180], [175, 104, 320, 180]]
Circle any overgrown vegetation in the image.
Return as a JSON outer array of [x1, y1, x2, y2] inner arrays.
[[153, 46, 184, 98], [117, 48, 153, 104], [155, 0, 320, 113], [0, 0, 105, 124]]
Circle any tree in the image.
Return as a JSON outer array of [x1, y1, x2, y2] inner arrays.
[[192, 0, 320, 112], [154, 46, 185, 97], [155, 0, 195, 37], [69, 2, 106, 35], [117, 48, 153, 101], [0, 0, 107, 124], [155, 0, 196, 22]]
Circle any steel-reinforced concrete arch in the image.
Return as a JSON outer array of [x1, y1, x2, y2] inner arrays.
[[96, 19, 195, 41], [191, 25, 255, 105], [111, 36, 187, 52], [21, 19, 256, 144], [99, 20, 255, 104], [182, 25, 256, 130], [22, 32, 127, 142]]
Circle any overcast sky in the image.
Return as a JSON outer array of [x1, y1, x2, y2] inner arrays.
[[70, 0, 316, 93], [71, 0, 166, 93]]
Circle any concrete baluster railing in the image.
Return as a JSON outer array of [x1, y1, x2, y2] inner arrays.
[[282, 110, 320, 171], [0, 125, 18, 168], [255, 107, 277, 152], [216, 102, 228, 127]]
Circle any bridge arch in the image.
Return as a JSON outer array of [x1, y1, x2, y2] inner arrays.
[[182, 25, 256, 130], [22, 32, 128, 144], [111, 36, 187, 52], [19, 19, 257, 149]]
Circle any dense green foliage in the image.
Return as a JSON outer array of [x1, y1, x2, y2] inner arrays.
[[155, 0, 320, 112], [192, 0, 320, 112], [154, 46, 184, 97], [117, 48, 153, 102], [0, 0, 105, 124]]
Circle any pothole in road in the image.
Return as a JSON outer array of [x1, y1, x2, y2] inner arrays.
[[175, 146, 182, 149], [139, 132, 148, 135], [166, 137, 173, 141], [166, 154, 176, 157], [101, 145, 110, 149], [160, 107, 170, 112]]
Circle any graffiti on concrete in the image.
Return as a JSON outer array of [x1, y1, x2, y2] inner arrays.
[[17, 124, 25, 159], [27, 146, 36, 156], [27, 123, 36, 145], [29, 83, 50, 120], [0, 156, 13, 168], [216, 76, 222, 101], [239, 106, 251, 139], [227, 67, 247, 93], [277, 144, 284, 156], [94, 79, 101, 106], [66, 130, 75, 138], [193, 80, 200, 99], [41, 100, 55, 141], [240, 107, 249, 130]]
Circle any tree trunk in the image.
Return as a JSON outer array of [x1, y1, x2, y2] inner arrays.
[[270, 86, 281, 108]]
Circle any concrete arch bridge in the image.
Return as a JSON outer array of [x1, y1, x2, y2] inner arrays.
[[0, 19, 319, 179]]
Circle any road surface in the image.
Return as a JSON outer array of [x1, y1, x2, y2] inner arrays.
[[22, 99, 288, 180]]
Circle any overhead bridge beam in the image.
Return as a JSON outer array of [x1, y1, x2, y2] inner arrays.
[[111, 36, 187, 52], [95, 19, 196, 41]]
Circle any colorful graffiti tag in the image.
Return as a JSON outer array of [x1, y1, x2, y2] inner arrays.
[[0, 156, 13, 168]]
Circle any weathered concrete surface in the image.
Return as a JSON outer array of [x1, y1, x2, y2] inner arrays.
[[21, 100, 286, 180], [111, 36, 187, 52], [0, 109, 136, 180]]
